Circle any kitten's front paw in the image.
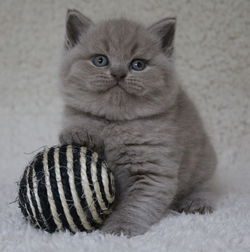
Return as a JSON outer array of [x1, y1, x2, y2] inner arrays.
[[59, 127, 87, 145], [174, 198, 214, 214], [59, 127, 104, 154], [101, 221, 145, 237]]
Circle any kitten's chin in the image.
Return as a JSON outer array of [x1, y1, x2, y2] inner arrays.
[[64, 87, 178, 121], [90, 103, 168, 121]]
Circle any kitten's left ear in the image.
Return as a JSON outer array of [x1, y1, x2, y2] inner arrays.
[[148, 17, 176, 57], [65, 9, 93, 50]]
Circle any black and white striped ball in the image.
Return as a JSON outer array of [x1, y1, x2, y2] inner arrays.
[[18, 145, 115, 233]]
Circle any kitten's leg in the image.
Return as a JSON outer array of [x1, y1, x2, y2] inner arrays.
[[172, 183, 215, 214], [101, 163, 178, 237]]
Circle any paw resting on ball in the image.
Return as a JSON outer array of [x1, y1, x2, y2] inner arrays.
[[59, 127, 104, 156]]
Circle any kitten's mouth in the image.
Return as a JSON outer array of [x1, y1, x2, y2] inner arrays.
[[104, 81, 128, 94], [116, 82, 128, 93], [103, 82, 125, 94], [103, 81, 145, 96]]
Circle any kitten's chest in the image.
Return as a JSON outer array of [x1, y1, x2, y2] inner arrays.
[[101, 121, 147, 190], [100, 118, 172, 145], [100, 119, 173, 165], [101, 121, 147, 147]]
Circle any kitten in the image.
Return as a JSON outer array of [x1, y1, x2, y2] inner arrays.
[[59, 9, 217, 237]]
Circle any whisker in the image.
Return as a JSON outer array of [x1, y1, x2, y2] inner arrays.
[[126, 84, 144, 91], [126, 78, 143, 83], [95, 74, 111, 79], [90, 79, 114, 85], [126, 80, 144, 87]]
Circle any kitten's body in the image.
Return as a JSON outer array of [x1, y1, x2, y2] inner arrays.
[[59, 10, 217, 237]]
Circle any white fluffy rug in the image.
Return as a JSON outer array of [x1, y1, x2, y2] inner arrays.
[[0, 0, 250, 251]]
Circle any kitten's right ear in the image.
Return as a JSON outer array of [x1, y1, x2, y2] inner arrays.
[[65, 9, 93, 50], [148, 17, 176, 57]]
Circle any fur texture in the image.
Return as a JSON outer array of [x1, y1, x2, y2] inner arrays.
[[59, 9, 217, 237]]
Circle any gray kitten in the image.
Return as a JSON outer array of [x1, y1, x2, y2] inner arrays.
[[59, 9, 217, 237]]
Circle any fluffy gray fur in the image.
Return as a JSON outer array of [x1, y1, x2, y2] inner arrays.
[[59, 9, 217, 237]]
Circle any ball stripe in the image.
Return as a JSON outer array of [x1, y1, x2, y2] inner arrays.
[[96, 158, 110, 210], [22, 166, 37, 226], [106, 167, 115, 203], [48, 147, 71, 231], [27, 164, 47, 229], [101, 163, 115, 204], [66, 145, 93, 231], [85, 150, 105, 217], [32, 164, 49, 230], [25, 166, 39, 227], [79, 147, 103, 224], [91, 157, 108, 212], [59, 145, 84, 232], [19, 167, 29, 218], [43, 150, 63, 230], [73, 147, 100, 228], [34, 153, 57, 233], [54, 147, 78, 232]]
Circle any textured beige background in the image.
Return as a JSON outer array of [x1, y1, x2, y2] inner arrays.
[[1, 0, 249, 185], [0, 0, 250, 251]]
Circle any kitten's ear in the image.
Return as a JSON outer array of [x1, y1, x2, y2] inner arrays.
[[65, 9, 93, 50], [148, 18, 176, 57]]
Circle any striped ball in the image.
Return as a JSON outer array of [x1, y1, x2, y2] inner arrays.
[[18, 145, 115, 233]]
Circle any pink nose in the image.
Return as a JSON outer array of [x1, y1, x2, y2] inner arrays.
[[111, 69, 127, 81]]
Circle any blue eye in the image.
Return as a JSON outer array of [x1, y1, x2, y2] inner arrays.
[[130, 59, 146, 71], [92, 55, 109, 67]]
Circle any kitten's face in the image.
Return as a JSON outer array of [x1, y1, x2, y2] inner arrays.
[[60, 10, 178, 120]]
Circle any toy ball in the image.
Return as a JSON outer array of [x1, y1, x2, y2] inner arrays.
[[18, 145, 115, 233]]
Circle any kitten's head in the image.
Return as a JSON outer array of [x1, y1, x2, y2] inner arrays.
[[60, 9, 179, 120]]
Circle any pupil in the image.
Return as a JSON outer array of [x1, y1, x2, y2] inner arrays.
[[98, 57, 103, 64], [137, 62, 142, 68]]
